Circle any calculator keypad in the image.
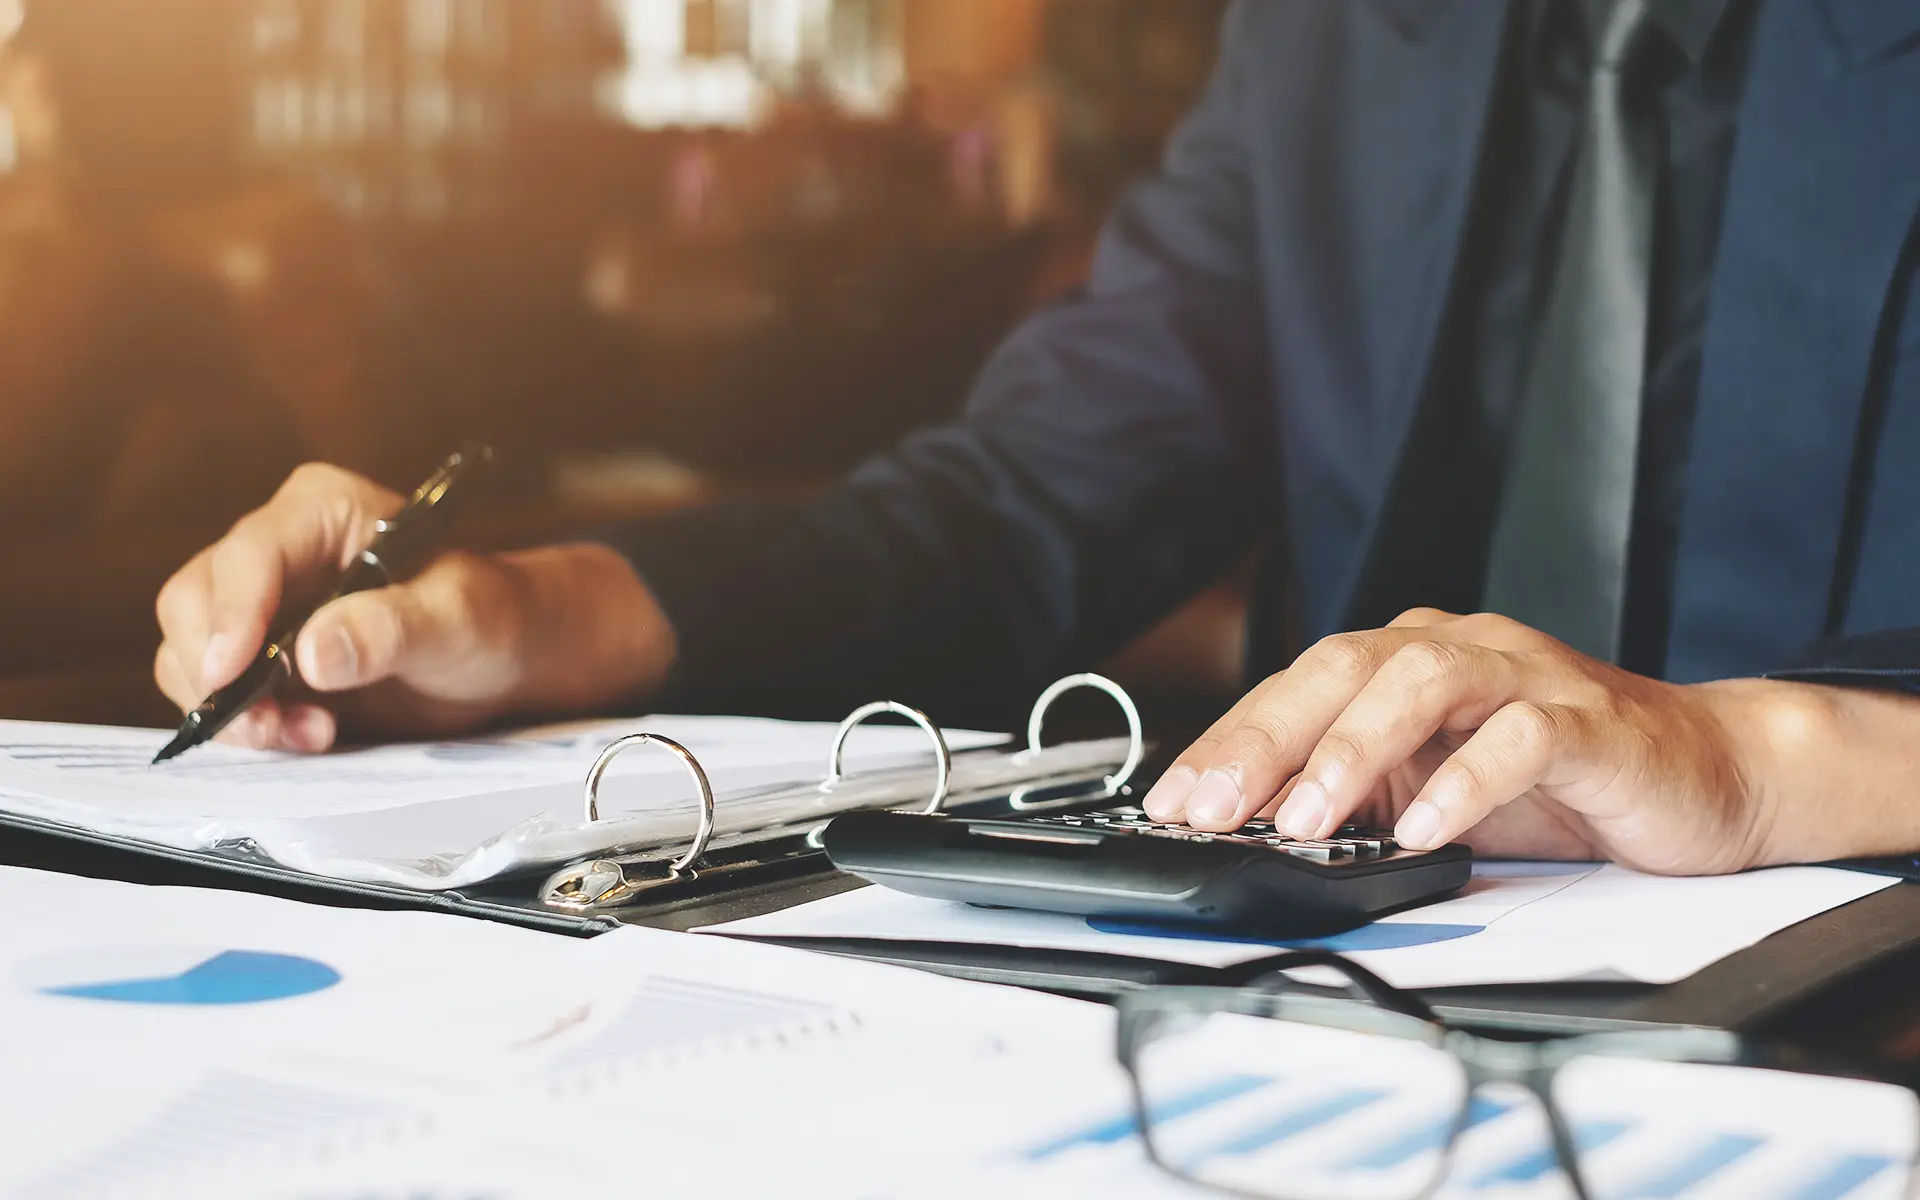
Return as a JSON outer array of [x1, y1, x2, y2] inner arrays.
[[1023, 807, 1397, 863]]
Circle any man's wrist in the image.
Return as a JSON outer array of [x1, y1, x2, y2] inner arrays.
[[497, 542, 677, 719], [1693, 676, 1920, 868]]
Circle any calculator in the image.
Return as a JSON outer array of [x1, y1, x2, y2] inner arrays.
[[820, 805, 1473, 938]]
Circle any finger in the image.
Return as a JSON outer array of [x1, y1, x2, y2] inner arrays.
[[1275, 640, 1515, 839], [294, 552, 516, 696], [1251, 774, 1303, 821], [154, 642, 202, 713], [1387, 607, 1462, 629], [219, 697, 285, 750], [1185, 631, 1402, 832], [154, 640, 276, 753], [158, 634, 323, 752], [1140, 675, 1285, 822], [279, 703, 338, 753], [203, 466, 402, 690], [156, 549, 221, 692], [1394, 700, 1579, 848]]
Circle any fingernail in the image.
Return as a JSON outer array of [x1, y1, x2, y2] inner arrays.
[[1141, 766, 1198, 822], [201, 633, 235, 688], [1186, 771, 1243, 827], [1277, 780, 1328, 838], [308, 626, 359, 689], [1397, 800, 1443, 849]]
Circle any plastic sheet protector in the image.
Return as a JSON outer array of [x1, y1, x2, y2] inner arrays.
[[0, 715, 1006, 888]]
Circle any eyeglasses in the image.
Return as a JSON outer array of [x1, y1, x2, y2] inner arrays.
[[1115, 951, 1920, 1200]]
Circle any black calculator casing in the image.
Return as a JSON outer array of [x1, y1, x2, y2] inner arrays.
[[821, 808, 1474, 938]]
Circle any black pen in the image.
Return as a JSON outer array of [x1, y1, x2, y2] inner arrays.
[[153, 444, 495, 765]]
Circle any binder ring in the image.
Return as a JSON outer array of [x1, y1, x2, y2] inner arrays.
[[583, 733, 715, 874], [1023, 672, 1145, 797], [823, 701, 952, 815]]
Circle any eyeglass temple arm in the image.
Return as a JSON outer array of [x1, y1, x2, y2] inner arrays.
[[1212, 949, 1441, 1022]]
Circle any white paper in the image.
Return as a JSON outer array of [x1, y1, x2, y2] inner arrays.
[[704, 861, 1899, 987], [0, 715, 1006, 888], [15, 866, 1907, 1200], [0, 865, 1102, 1199], [200, 961, 1917, 1200]]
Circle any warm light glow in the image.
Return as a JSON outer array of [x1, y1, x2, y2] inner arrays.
[[600, 0, 901, 130]]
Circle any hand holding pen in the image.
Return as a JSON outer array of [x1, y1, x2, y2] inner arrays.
[[152, 449, 678, 758], [155, 446, 496, 762]]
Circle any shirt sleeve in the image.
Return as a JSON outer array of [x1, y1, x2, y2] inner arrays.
[[604, 3, 1273, 726], [1763, 630, 1920, 696]]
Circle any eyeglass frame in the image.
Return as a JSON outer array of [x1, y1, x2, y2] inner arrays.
[[1113, 950, 1920, 1200]]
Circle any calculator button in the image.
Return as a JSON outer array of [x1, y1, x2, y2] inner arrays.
[[1275, 842, 1339, 862]]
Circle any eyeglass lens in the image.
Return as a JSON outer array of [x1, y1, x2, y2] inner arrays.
[[1134, 1012, 1918, 1199]]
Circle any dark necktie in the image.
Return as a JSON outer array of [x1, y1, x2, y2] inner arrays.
[[1482, 0, 1658, 662]]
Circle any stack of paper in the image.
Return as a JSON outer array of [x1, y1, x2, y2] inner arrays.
[[0, 716, 1008, 889], [0, 864, 1109, 1199], [7, 866, 1911, 1200]]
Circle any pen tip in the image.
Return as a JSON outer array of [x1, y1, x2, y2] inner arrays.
[[151, 731, 193, 766]]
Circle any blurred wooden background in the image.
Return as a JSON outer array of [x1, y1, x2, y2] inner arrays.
[[0, 0, 1241, 729]]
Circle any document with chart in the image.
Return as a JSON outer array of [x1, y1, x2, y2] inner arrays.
[[11, 865, 1907, 1200], [0, 865, 1102, 1200]]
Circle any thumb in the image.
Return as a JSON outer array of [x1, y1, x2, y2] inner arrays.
[[294, 552, 518, 697]]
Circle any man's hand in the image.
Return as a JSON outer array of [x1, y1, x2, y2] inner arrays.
[[1139, 608, 1914, 874], [154, 463, 676, 752]]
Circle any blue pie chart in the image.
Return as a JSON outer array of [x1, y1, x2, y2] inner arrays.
[[21, 948, 342, 1006]]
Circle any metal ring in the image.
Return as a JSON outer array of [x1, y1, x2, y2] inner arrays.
[[1023, 672, 1145, 797], [823, 701, 952, 814], [583, 733, 715, 875]]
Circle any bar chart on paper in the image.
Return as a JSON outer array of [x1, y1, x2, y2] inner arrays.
[[972, 1069, 1913, 1200], [3, 1068, 407, 1200]]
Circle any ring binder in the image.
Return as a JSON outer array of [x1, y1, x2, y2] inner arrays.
[[582, 733, 716, 873], [548, 734, 724, 910], [823, 701, 951, 814], [541, 675, 1152, 914], [547, 701, 951, 910], [1009, 673, 1144, 808]]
